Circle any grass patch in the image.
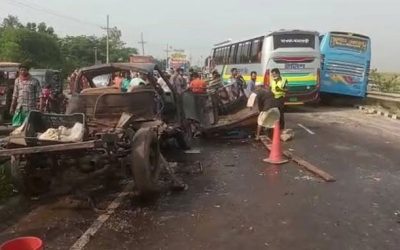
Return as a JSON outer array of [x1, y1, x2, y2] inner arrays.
[[370, 70, 400, 93]]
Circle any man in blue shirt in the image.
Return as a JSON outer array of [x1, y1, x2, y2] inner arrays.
[[246, 71, 257, 97]]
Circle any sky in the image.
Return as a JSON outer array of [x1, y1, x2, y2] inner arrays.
[[0, 0, 399, 71]]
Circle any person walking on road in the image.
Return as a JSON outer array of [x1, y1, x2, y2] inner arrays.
[[254, 82, 277, 140], [270, 68, 288, 129], [9, 64, 43, 127]]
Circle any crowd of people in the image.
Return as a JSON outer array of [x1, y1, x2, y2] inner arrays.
[[8, 63, 69, 127], [164, 66, 288, 140], [67, 65, 288, 137]]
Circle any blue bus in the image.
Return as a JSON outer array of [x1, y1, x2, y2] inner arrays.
[[320, 32, 371, 98]]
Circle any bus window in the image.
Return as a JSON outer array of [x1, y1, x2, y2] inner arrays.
[[273, 33, 315, 49], [228, 44, 237, 64], [236, 43, 243, 64], [212, 49, 217, 63], [213, 48, 219, 64], [240, 41, 250, 63], [216, 48, 223, 64], [223, 46, 230, 64], [250, 38, 263, 63]]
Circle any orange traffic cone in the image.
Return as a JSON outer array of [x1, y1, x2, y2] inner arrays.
[[263, 121, 288, 164]]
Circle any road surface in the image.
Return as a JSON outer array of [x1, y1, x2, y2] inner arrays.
[[0, 106, 399, 250]]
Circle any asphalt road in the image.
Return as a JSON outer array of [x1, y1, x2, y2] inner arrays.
[[1, 106, 399, 250]]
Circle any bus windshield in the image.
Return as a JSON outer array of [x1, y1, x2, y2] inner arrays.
[[273, 33, 316, 49]]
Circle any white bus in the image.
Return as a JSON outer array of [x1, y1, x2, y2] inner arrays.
[[210, 30, 321, 103]]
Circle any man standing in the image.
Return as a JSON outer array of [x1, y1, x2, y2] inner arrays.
[[170, 68, 187, 94], [254, 82, 277, 140], [228, 68, 245, 99], [68, 69, 78, 94], [270, 68, 288, 129], [189, 72, 207, 94], [246, 71, 257, 97], [10, 64, 42, 127]]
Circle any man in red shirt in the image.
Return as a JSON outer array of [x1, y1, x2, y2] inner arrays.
[[189, 72, 207, 93]]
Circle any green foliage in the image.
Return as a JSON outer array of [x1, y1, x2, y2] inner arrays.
[[370, 69, 400, 93], [0, 15, 138, 78], [1, 15, 23, 28], [0, 27, 62, 68]]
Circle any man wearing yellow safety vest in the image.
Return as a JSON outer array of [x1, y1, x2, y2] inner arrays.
[[270, 68, 288, 129]]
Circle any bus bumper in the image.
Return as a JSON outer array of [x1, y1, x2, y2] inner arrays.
[[285, 88, 320, 104]]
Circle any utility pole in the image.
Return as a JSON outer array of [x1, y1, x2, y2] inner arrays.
[[106, 15, 110, 63], [138, 32, 147, 56], [164, 44, 173, 70], [94, 47, 98, 64]]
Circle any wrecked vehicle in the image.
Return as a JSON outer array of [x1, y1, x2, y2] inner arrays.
[[0, 63, 192, 196], [182, 81, 259, 135]]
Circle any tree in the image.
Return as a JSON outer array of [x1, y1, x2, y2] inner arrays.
[[1, 15, 23, 28], [36, 22, 55, 35], [0, 27, 61, 68], [46, 27, 54, 35], [0, 15, 138, 77], [96, 27, 138, 62], [59, 35, 101, 76], [26, 22, 37, 31], [37, 22, 47, 33], [154, 58, 167, 71]]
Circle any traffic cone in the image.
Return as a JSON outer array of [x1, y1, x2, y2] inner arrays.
[[263, 121, 288, 164]]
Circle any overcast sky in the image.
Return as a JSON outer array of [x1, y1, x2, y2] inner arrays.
[[0, 0, 399, 71]]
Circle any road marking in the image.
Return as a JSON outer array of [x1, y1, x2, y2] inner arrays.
[[70, 182, 134, 250], [297, 123, 315, 135]]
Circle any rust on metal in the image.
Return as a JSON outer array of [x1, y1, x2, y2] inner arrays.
[[0, 140, 97, 156]]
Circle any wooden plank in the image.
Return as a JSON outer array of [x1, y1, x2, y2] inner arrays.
[[288, 152, 336, 182], [0, 140, 97, 157], [259, 136, 336, 182]]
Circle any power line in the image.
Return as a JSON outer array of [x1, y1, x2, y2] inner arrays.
[[2, 0, 102, 28]]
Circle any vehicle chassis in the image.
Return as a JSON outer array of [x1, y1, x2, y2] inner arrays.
[[0, 63, 191, 196]]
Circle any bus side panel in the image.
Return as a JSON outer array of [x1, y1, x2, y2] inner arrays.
[[221, 64, 264, 84]]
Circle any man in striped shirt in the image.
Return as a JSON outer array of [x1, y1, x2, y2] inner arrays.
[[10, 64, 43, 127]]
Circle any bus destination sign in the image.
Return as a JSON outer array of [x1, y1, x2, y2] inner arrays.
[[330, 35, 368, 52]]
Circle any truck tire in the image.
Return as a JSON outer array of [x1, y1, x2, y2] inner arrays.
[[131, 128, 161, 195], [176, 120, 192, 150], [10, 156, 51, 196]]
